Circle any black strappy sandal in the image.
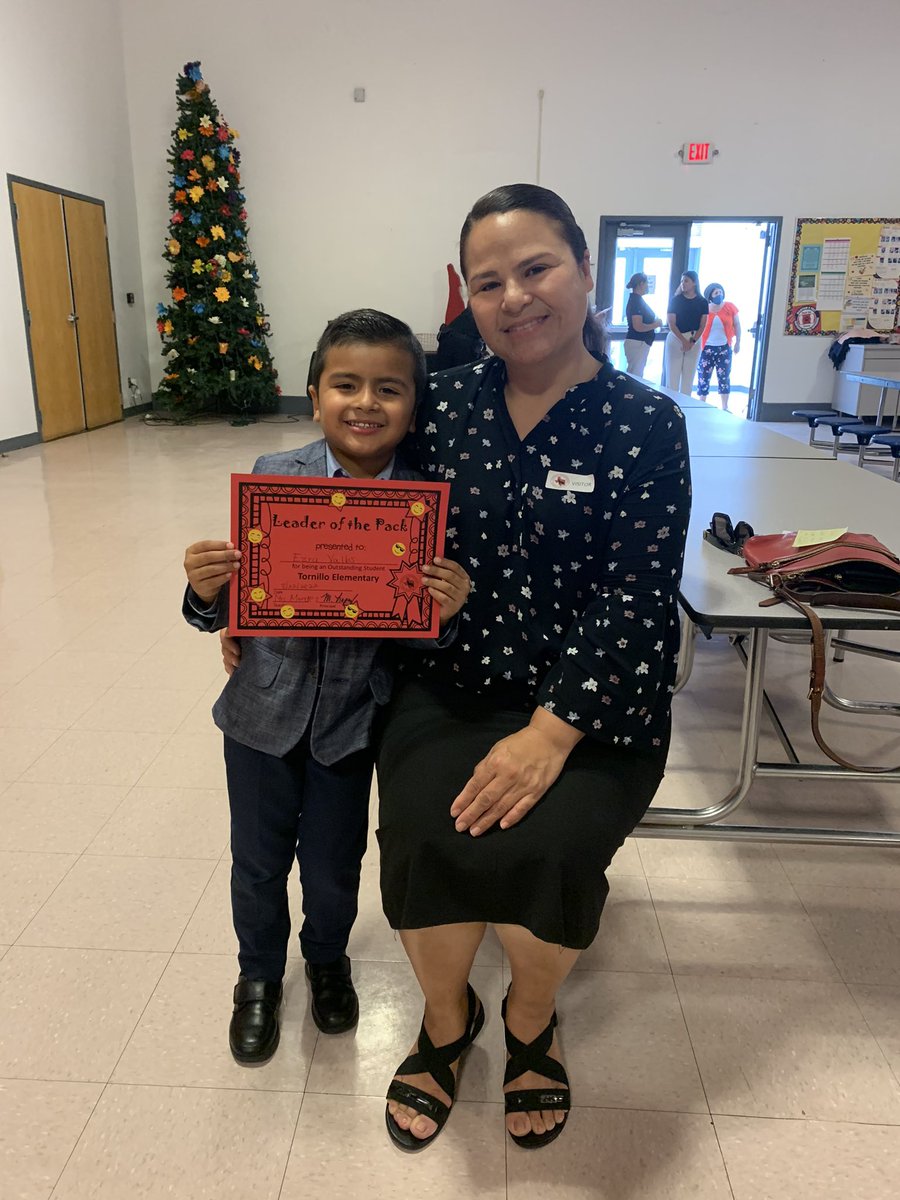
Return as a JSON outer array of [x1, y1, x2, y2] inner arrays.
[[502, 990, 571, 1150], [385, 983, 485, 1152]]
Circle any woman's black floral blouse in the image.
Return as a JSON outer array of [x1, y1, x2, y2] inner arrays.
[[406, 355, 691, 751]]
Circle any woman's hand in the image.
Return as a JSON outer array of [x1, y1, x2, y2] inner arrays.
[[450, 709, 584, 836], [219, 628, 242, 676], [422, 556, 471, 625], [184, 540, 240, 603]]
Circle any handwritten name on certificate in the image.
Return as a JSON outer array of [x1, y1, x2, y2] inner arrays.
[[229, 475, 450, 637]]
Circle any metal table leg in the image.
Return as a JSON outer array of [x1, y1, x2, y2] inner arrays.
[[639, 626, 900, 846]]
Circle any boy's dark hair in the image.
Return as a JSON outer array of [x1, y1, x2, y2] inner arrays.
[[310, 308, 427, 400], [458, 183, 606, 359]]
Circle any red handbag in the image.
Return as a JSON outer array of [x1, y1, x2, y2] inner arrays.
[[729, 532, 900, 770]]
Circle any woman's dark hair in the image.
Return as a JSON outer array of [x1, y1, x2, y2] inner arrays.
[[310, 308, 427, 401], [626, 272, 648, 290], [704, 282, 724, 302], [680, 270, 701, 292], [459, 183, 606, 359]]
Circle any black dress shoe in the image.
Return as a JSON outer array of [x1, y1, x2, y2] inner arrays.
[[305, 955, 359, 1034], [229, 976, 282, 1064]]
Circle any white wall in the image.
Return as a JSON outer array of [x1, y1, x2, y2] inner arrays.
[[0, 0, 150, 443], [120, 0, 900, 413], [4, 0, 899, 442]]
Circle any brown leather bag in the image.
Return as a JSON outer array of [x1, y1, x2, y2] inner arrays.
[[728, 532, 900, 770]]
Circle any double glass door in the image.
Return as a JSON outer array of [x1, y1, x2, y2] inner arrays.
[[597, 217, 780, 418]]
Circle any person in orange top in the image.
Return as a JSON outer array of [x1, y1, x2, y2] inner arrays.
[[696, 282, 741, 410]]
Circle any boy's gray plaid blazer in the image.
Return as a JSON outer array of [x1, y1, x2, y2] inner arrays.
[[183, 439, 432, 764]]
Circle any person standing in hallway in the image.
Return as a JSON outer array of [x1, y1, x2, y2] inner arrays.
[[622, 272, 663, 377], [696, 282, 740, 410], [664, 270, 708, 394]]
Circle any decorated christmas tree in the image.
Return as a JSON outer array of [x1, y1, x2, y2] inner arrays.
[[155, 61, 279, 420]]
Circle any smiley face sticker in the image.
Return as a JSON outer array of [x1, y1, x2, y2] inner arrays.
[[250, 587, 267, 603], [331, 492, 346, 509], [344, 603, 360, 620], [247, 528, 263, 544], [391, 542, 406, 557], [409, 501, 425, 517], [280, 604, 295, 619]]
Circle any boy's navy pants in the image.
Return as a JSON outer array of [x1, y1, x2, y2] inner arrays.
[[223, 733, 372, 981]]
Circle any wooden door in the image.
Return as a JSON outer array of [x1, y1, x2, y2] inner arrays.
[[12, 182, 85, 440], [64, 196, 122, 429]]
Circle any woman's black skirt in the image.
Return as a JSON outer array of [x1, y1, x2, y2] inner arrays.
[[376, 678, 668, 950]]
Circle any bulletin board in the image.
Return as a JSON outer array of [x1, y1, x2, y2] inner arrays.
[[784, 217, 900, 335]]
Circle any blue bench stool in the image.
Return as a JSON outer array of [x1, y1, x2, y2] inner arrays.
[[835, 421, 896, 467], [791, 409, 839, 449], [808, 413, 860, 456], [871, 433, 900, 480]]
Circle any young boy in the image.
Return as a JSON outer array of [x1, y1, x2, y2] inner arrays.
[[183, 309, 469, 1064]]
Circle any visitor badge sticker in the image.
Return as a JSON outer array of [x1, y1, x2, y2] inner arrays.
[[228, 475, 450, 637], [545, 470, 595, 492]]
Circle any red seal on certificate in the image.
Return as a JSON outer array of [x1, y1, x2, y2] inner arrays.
[[229, 475, 450, 638]]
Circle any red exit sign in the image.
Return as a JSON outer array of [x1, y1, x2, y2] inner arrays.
[[682, 141, 715, 164]]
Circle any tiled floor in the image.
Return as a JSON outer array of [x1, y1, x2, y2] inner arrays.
[[0, 414, 898, 1199]]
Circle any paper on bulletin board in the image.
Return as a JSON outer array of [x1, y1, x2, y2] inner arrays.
[[816, 272, 847, 310], [795, 273, 818, 303], [845, 257, 875, 296], [821, 237, 851, 273], [868, 280, 900, 331], [799, 245, 821, 271], [876, 226, 900, 279], [840, 293, 871, 330]]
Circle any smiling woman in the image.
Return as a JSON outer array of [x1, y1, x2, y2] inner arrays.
[[377, 184, 692, 1153]]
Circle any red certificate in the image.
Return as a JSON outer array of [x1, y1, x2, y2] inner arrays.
[[229, 474, 450, 637]]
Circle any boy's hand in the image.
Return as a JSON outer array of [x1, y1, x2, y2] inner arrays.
[[219, 629, 242, 676], [184, 540, 241, 604], [422, 556, 471, 626]]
